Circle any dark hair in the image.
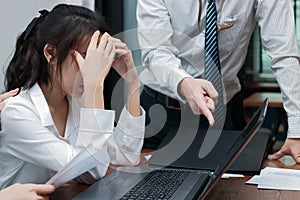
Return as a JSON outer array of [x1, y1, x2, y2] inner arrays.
[[5, 4, 109, 91]]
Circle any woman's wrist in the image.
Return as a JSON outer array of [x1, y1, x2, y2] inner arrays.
[[127, 80, 140, 91], [84, 84, 104, 109], [126, 82, 141, 117]]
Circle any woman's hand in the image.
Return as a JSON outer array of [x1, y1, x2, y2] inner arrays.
[[103, 34, 141, 116], [74, 31, 116, 109], [0, 88, 19, 111], [74, 31, 115, 90], [109, 36, 139, 87]]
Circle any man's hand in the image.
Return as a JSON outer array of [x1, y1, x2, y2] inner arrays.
[[178, 77, 218, 125], [268, 138, 300, 163]]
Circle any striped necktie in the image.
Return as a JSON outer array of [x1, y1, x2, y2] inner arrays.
[[198, 0, 226, 159], [204, 0, 225, 130]]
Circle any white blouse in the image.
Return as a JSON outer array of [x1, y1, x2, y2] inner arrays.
[[0, 83, 145, 189]]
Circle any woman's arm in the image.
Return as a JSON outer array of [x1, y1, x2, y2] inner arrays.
[[110, 36, 142, 117], [74, 31, 115, 110], [103, 36, 145, 165], [74, 32, 145, 170]]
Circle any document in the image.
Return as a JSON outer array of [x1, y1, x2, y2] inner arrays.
[[246, 167, 300, 190], [46, 145, 102, 187], [221, 173, 245, 179]]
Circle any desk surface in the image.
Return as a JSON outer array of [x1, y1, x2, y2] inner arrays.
[[206, 156, 300, 200], [49, 154, 300, 200]]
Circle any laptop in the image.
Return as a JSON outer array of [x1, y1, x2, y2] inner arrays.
[[73, 99, 268, 200], [148, 123, 270, 175]]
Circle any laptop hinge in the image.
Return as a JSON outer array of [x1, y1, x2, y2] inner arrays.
[[197, 173, 217, 200], [184, 172, 211, 200]]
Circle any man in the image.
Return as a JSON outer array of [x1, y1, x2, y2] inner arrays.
[[137, 0, 300, 162]]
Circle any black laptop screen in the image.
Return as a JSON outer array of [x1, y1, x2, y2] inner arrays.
[[213, 98, 268, 177]]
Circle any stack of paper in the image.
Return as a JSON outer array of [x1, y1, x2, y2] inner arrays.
[[46, 144, 105, 188], [246, 167, 300, 190]]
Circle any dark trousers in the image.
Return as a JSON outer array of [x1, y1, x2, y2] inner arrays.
[[141, 86, 245, 149]]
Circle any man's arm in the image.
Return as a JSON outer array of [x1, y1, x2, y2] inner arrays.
[[137, 0, 191, 99], [137, 0, 217, 123], [255, 0, 300, 162]]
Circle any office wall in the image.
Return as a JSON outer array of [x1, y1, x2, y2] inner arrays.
[[123, 0, 142, 72], [0, 0, 94, 92]]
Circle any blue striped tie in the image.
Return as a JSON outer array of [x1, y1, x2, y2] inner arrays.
[[198, 0, 226, 159], [204, 0, 225, 130]]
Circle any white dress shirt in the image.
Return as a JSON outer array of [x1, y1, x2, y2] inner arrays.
[[137, 0, 300, 138], [0, 83, 145, 189]]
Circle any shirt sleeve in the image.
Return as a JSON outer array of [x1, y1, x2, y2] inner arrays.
[[76, 106, 145, 179], [137, 0, 191, 101], [76, 108, 115, 179], [107, 106, 145, 165], [255, 0, 300, 138]]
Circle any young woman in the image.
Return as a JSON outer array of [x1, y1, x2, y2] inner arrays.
[[0, 4, 144, 189]]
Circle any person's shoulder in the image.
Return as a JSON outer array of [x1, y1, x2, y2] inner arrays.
[[4, 89, 32, 107], [1, 89, 35, 117]]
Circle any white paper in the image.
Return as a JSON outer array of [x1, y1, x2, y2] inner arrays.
[[221, 173, 245, 179], [46, 146, 102, 187], [245, 167, 300, 191], [245, 175, 261, 185], [144, 155, 152, 161]]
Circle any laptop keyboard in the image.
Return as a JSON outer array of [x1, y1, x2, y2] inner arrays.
[[120, 169, 190, 200]]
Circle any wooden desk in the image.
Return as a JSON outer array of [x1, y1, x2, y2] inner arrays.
[[49, 155, 300, 200], [206, 156, 300, 200], [243, 92, 283, 108]]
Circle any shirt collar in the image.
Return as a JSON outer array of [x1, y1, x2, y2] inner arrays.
[[28, 83, 54, 127]]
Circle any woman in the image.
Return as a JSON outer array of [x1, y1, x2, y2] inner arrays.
[[0, 4, 144, 189]]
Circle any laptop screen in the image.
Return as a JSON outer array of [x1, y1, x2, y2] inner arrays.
[[200, 98, 268, 199], [213, 98, 268, 176]]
